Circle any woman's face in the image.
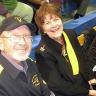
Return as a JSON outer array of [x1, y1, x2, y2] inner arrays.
[[42, 14, 63, 39]]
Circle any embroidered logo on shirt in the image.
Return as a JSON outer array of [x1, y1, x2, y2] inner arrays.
[[15, 16, 22, 22], [40, 45, 45, 52], [32, 74, 40, 86], [93, 26, 96, 31], [0, 64, 4, 74], [43, 80, 47, 85]]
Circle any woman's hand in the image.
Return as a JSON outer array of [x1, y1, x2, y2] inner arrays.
[[88, 79, 96, 85], [89, 90, 96, 96]]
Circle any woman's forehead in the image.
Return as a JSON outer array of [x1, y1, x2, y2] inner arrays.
[[44, 14, 58, 20]]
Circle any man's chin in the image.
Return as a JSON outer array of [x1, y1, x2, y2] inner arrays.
[[14, 57, 28, 61], [12, 54, 29, 61]]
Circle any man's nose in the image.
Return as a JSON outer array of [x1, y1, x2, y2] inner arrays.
[[19, 37, 26, 44]]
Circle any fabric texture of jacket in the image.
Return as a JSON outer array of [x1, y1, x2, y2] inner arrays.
[[0, 54, 51, 96]]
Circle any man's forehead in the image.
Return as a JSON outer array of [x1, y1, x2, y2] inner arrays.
[[0, 31, 9, 36], [4, 25, 31, 35], [11, 25, 29, 31]]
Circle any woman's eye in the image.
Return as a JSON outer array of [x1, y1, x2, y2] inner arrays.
[[54, 18, 59, 21], [45, 22, 50, 25]]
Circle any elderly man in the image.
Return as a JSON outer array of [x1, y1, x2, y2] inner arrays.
[[0, 16, 52, 96]]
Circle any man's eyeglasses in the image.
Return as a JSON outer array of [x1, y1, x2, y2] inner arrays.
[[0, 35, 33, 43]]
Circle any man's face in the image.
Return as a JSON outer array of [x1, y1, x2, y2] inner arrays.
[[0, 25, 32, 61]]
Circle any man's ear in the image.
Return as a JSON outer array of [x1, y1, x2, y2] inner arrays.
[[0, 38, 4, 51]]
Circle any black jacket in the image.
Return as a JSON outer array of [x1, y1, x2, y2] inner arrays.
[[87, 36, 96, 76], [0, 54, 50, 96], [36, 29, 94, 96]]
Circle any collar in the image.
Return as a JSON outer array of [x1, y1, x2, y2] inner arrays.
[[0, 54, 26, 79], [1, 52, 28, 73], [42, 34, 65, 53]]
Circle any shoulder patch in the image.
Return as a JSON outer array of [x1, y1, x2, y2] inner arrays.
[[43, 80, 47, 85], [40, 45, 45, 52], [93, 26, 96, 31], [0, 64, 4, 74], [32, 74, 40, 86]]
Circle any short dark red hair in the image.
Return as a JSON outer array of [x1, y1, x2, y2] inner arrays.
[[35, 2, 62, 30]]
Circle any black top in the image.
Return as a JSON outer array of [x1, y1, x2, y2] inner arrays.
[[0, 54, 51, 96], [36, 29, 94, 96]]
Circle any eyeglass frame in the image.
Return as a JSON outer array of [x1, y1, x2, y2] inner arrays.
[[0, 35, 33, 43]]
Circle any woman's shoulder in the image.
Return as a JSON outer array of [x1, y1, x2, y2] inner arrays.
[[63, 29, 77, 36]]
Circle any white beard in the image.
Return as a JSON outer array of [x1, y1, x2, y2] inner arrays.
[[11, 51, 30, 61]]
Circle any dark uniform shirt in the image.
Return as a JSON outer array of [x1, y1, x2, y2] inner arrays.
[[0, 53, 51, 96]]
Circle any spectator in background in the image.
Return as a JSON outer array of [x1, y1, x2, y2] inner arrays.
[[0, 2, 11, 25], [35, 2, 96, 96], [61, 0, 89, 19], [86, 27, 96, 78], [23, 0, 61, 10], [73, 0, 89, 19], [0, 0, 33, 23], [87, 36, 96, 66], [0, 16, 52, 96], [20, 0, 48, 9], [28, 0, 48, 7], [0, 2, 9, 17], [81, 27, 96, 54], [50, 0, 61, 8]]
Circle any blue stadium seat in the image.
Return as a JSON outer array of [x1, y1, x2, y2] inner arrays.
[[29, 35, 41, 60], [89, 0, 96, 4], [64, 11, 96, 35]]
